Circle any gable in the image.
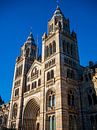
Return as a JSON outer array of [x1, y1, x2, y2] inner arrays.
[[27, 60, 42, 77]]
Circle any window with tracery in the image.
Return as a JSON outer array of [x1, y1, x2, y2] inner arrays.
[[31, 67, 39, 77], [32, 81, 37, 89], [47, 70, 54, 81], [47, 91, 55, 110], [67, 69, 75, 79], [87, 89, 97, 106], [45, 41, 56, 59], [48, 115, 56, 130]]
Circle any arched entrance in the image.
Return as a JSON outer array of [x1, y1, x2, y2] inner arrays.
[[23, 98, 40, 130]]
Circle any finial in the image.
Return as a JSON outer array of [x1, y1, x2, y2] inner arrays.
[[56, 0, 59, 7], [30, 26, 32, 35]]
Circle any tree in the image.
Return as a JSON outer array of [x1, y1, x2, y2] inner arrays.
[[0, 95, 4, 105]]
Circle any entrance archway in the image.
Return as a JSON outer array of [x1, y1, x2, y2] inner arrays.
[[23, 98, 40, 130]]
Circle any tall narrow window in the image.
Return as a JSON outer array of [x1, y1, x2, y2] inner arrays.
[[51, 70, 54, 79], [52, 95, 55, 107], [47, 72, 50, 81], [49, 116, 56, 130], [50, 44, 53, 55], [68, 90, 75, 107], [49, 116, 52, 130], [52, 116, 56, 130], [49, 96, 52, 107], [38, 79, 41, 86], [47, 46, 49, 57], [47, 91, 56, 111], [47, 70, 54, 81], [53, 41, 56, 53], [12, 103, 18, 119]]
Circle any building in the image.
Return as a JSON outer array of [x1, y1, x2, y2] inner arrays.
[[6, 6, 97, 130], [0, 103, 10, 129]]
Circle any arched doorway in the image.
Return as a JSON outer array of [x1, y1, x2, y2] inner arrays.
[[23, 98, 40, 130]]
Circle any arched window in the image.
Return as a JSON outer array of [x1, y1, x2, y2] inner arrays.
[[52, 115, 56, 130], [51, 70, 54, 79], [47, 70, 54, 81], [53, 41, 56, 53], [49, 96, 52, 107], [88, 89, 97, 106], [52, 95, 55, 107], [68, 90, 75, 107], [38, 79, 41, 86], [31, 67, 38, 77], [37, 123, 40, 130], [49, 44, 53, 55], [48, 115, 56, 130], [32, 81, 37, 89], [47, 72, 50, 81], [47, 46, 49, 57], [47, 91, 56, 111], [12, 103, 18, 119]]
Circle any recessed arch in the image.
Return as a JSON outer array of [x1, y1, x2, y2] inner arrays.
[[23, 98, 40, 130]]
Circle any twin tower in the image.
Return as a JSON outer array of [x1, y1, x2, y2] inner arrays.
[[7, 6, 97, 130]]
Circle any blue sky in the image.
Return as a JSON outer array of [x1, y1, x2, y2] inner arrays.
[[0, 0, 97, 103]]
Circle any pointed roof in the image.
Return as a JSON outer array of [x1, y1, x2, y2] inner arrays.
[[26, 32, 35, 45], [53, 6, 65, 18]]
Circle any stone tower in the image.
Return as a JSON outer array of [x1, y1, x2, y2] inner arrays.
[[7, 32, 37, 129], [42, 6, 81, 130]]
